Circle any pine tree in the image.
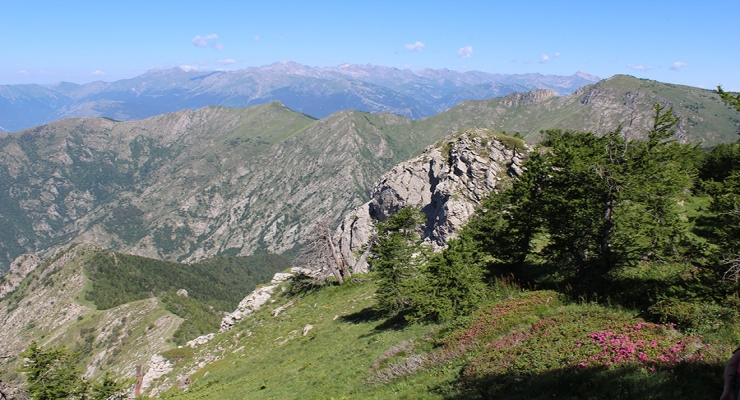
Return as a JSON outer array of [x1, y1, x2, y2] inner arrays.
[[21, 342, 83, 400], [717, 86, 740, 112], [413, 234, 487, 321], [369, 206, 428, 317], [469, 105, 697, 280], [706, 87, 740, 280]]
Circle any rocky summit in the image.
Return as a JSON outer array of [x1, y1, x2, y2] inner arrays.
[[336, 129, 527, 273]]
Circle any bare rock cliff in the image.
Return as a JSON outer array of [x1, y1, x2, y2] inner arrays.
[[336, 129, 527, 273]]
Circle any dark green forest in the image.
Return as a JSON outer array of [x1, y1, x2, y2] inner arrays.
[[83, 251, 289, 345], [84, 252, 289, 311]]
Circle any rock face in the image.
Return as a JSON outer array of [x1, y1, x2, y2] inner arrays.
[[336, 129, 527, 273], [185, 333, 214, 348], [0, 253, 41, 299], [140, 354, 173, 397], [219, 268, 308, 332], [499, 89, 558, 107]]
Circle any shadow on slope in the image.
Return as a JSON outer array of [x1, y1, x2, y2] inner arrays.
[[340, 307, 410, 332], [445, 362, 722, 400]]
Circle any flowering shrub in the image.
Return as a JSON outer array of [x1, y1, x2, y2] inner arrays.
[[577, 322, 705, 369], [446, 290, 560, 347], [449, 293, 712, 398]]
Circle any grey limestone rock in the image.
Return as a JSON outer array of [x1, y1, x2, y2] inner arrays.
[[336, 129, 527, 273]]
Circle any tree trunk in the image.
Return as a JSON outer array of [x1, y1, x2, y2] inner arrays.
[[317, 220, 347, 283]]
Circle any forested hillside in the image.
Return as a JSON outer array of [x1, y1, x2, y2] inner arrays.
[[0, 245, 291, 399], [1, 75, 736, 276]]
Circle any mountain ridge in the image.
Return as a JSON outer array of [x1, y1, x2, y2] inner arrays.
[[0, 63, 600, 132], [1, 75, 738, 273]]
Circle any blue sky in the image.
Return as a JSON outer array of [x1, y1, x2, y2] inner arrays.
[[2, 0, 738, 90]]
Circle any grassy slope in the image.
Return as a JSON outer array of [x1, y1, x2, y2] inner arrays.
[[157, 280, 451, 399], [149, 272, 731, 400], [0, 245, 293, 384]]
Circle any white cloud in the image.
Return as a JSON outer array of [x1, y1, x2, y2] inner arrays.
[[254, 35, 260, 41], [218, 59, 236, 65], [91, 70, 106, 75], [192, 36, 208, 47], [179, 65, 200, 71], [628, 63, 653, 71], [540, 52, 561, 63], [17, 70, 29, 74], [192, 34, 223, 50], [457, 46, 473, 58], [669, 61, 687, 71], [404, 41, 425, 52]]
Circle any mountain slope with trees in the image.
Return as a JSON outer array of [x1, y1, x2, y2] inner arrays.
[[2, 87, 740, 398], [1, 75, 736, 274], [131, 91, 740, 399], [0, 243, 291, 396]]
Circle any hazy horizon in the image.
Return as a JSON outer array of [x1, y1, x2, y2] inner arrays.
[[2, 0, 738, 90]]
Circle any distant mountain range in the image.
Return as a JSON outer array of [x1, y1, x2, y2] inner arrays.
[[0, 62, 600, 132]]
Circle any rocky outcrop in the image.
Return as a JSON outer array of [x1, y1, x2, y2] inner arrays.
[[219, 267, 310, 332], [336, 129, 527, 273], [140, 354, 173, 397], [0, 254, 41, 299], [185, 333, 214, 348], [500, 89, 558, 107]]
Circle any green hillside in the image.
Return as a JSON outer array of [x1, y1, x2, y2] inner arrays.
[[140, 277, 727, 399], [1, 76, 737, 275], [425, 75, 739, 145], [0, 245, 292, 388], [3, 91, 740, 398], [137, 108, 740, 398]]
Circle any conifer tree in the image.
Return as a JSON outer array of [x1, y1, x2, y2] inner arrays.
[[21, 342, 84, 400], [413, 234, 487, 321], [717, 86, 740, 112], [469, 105, 696, 280], [369, 206, 428, 316], [707, 87, 740, 280]]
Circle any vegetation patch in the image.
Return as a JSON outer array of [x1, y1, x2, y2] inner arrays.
[[83, 251, 290, 311]]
